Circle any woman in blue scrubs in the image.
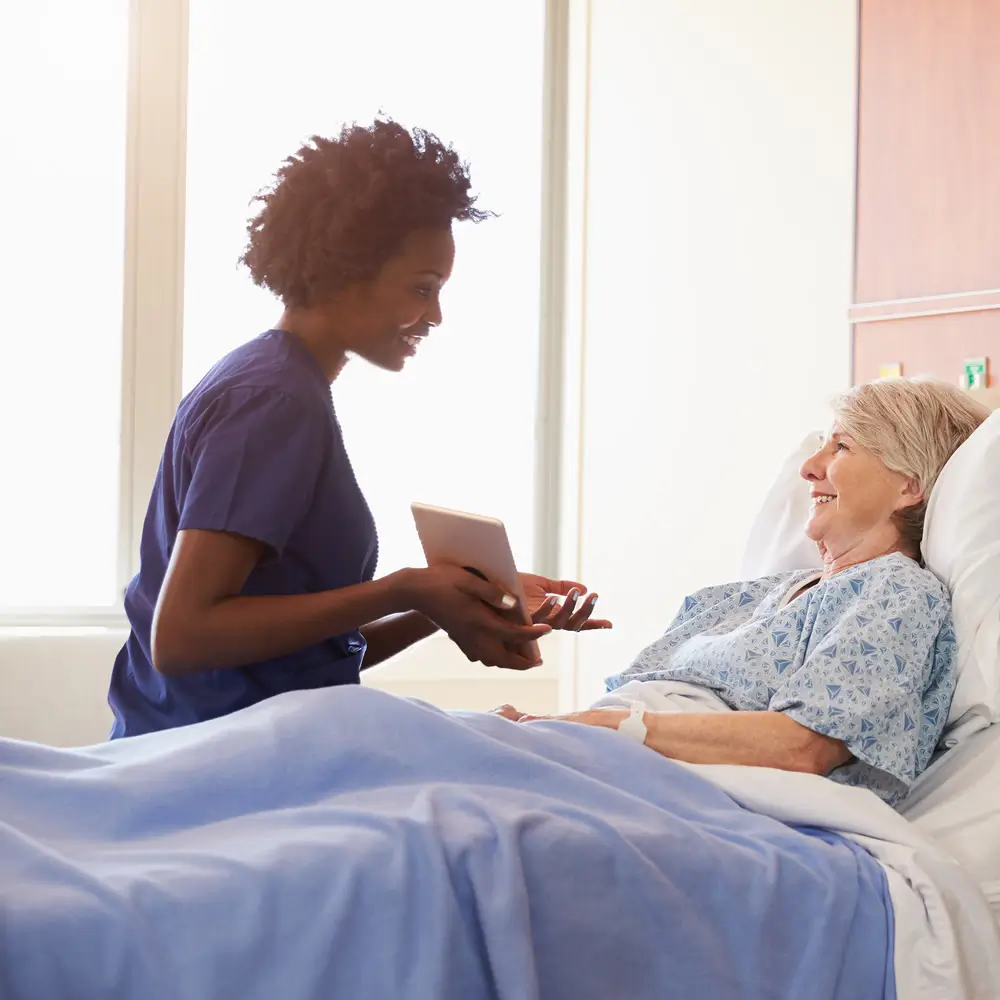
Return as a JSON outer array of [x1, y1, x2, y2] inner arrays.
[[108, 120, 609, 738]]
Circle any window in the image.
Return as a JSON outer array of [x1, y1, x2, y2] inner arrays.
[[183, 0, 546, 575], [0, 0, 564, 623], [0, 0, 129, 607]]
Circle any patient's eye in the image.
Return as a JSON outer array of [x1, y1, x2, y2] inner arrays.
[[835, 441, 849, 452]]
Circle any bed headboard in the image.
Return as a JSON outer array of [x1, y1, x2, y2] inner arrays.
[[852, 313, 1000, 393], [966, 388, 1000, 411]]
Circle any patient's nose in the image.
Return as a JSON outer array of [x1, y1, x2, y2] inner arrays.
[[800, 447, 828, 482]]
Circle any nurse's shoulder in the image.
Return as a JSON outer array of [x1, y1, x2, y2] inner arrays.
[[181, 329, 328, 417], [174, 329, 333, 457]]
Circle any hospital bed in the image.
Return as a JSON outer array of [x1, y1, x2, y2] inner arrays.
[[2, 398, 1000, 1000], [902, 722, 1000, 921]]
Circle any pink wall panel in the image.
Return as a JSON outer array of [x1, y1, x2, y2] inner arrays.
[[853, 0, 1000, 383], [855, 0, 1000, 304], [853, 310, 1000, 387]]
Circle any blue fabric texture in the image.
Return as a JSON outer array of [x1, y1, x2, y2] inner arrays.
[[608, 553, 956, 805], [0, 687, 895, 1000], [108, 331, 378, 738]]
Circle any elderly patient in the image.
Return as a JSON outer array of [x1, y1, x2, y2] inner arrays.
[[497, 378, 989, 806]]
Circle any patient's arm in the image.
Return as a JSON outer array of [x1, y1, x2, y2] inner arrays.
[[642, 710, 851, 775], [519, 709, 850, 776]]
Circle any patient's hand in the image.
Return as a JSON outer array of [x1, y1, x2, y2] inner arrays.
[[489, 704, 526, 721], [518, 574, 613, 631]]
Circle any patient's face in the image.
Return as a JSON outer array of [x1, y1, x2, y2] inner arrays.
[[799, 427, 919, 556]]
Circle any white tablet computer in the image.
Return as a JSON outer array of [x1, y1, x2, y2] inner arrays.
[[410, 502, 539, 661]]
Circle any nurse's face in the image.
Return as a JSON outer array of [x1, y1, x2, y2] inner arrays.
[[339, 227, 456, 372]]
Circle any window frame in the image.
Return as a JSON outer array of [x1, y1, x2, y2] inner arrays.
[[0, 0, 582, 634]]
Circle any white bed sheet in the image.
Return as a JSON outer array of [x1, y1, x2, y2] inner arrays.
[[598, 680, 1000, 999], [901, 723, 1000, 921]]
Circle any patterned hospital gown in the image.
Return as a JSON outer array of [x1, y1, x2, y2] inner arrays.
[[606, 553, 957, 806]]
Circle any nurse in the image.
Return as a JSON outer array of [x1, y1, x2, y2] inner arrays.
[[108, 120, 609, 739]]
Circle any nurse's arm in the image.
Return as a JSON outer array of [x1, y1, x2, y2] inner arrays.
[[151, 528, 534, 675], [151, 529, 411, 675], [359, 614, 439, 669]]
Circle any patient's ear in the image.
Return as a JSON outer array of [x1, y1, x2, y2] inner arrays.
[[897, 476, 925, 510]]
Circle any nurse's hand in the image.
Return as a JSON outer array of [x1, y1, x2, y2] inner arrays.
[[519, 574, 613, 631], [401, 565, 551, 670]]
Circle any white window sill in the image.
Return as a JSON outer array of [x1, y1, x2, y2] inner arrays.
[[0, 609, 128, 631], [0, 626, 565, 682], [0, 626, 566, 746]]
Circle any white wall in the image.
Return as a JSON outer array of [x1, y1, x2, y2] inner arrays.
[[570, 0, 858, 703]]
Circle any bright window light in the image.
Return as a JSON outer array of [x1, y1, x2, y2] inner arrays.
[[0, 0, 128, 606], [183, 0, 544, 575]]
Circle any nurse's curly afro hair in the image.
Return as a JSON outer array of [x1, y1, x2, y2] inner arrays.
[[240, 119, 490, 308]]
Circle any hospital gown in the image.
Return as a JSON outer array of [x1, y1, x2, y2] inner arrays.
[[606, 553, 957, 805]]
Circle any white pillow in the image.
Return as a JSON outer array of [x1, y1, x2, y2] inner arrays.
[[923, 410, 1000, 740], [740, 433, 824, 579]]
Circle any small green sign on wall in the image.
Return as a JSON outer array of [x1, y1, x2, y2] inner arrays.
[[963, 357, 988, 391]]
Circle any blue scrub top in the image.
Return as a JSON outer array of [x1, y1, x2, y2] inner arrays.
[[108, 331, 379, 738]]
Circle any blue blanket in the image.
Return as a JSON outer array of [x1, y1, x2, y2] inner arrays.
[[0, 686, 895, 1000]]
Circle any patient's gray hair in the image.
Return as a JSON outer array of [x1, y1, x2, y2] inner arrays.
[[832, 377, 990, 557]]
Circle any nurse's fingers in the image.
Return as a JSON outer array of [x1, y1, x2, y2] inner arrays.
[[455, 567, 523, 612], [450, 629, 544, 670], [566, 593, 613, 631]]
